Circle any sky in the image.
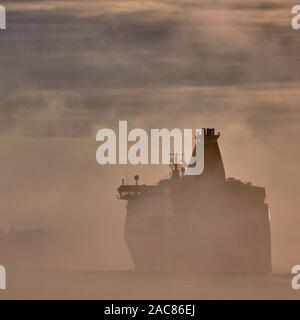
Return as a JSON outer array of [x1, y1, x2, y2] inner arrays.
[[0, 0, 298, 137], [0, 0, 299, 271]]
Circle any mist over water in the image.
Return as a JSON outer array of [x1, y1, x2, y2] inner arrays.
[[1, 134, 299, 274]]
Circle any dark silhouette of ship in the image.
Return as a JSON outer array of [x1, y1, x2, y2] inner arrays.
[[117, 129, 272, 273]]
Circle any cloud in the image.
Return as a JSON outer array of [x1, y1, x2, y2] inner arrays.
[[0, 0, 298, 138]]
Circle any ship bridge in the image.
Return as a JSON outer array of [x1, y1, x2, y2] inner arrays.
[[117, 185, 142, 200]]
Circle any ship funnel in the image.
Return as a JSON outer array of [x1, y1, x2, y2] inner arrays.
[[187, 128, 225, 180]]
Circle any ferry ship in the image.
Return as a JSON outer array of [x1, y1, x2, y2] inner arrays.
[[117, 129, 272, 273]]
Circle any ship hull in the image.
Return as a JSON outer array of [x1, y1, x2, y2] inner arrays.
[[124, 182, 272, 273]]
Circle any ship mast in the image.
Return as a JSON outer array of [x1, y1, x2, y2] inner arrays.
[[169, 153, 184, 179]]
